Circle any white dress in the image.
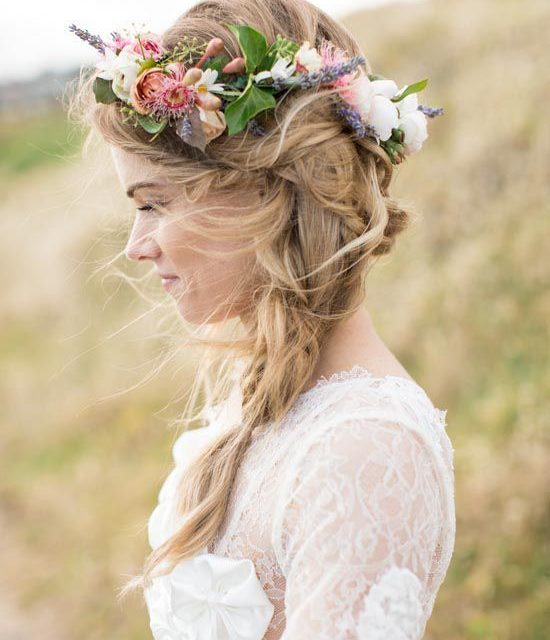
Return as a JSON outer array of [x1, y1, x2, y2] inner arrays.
[[145, 366, 456, 640]]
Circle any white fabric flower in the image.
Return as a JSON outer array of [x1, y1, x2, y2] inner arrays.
[[394, 90, 428, 154], [294, 41, 323, 72], [95, 46, 141, 102], [254, 57, 296, 83], [145, 552, 274, 640], [195, 68, 226, 94], [356, 566, 424, 640]]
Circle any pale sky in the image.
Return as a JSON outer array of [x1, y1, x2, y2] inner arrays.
[[3, 0, 421, 84]]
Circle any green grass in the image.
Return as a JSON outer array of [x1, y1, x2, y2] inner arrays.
[[0, 109, 85, 177]]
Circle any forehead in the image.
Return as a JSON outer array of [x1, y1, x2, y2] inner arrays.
[[110, 145, 168, 194]]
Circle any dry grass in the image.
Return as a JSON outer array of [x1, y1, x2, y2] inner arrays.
[[0, 0, 548, 637]]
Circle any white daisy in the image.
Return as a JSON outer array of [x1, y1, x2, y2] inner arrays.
[[254, 56, 296, 83], [194, 68, 225, 94]]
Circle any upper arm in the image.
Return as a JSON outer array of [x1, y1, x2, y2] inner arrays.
[[272, 416, 447, 639]]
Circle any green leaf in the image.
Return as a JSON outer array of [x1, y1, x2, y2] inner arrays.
[[203, 54, 231, 75], [368, 74, 386, 81], [391, 78, 428, 103], [136, 114, 168, 134], [224, 77, 276, 136], [381, 138, 406, 164], [93, 77, 118, 104], [257, 34, 300, 72], [138, 57, 157, 75], [391, 127, 405, 143], [224, 23, 268, 73]]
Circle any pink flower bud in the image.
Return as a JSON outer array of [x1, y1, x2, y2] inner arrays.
[[205, 37, 225, 58], [182, 68, 203, 86], [196, 92, 222, 111], [222, 57, 246, 74]]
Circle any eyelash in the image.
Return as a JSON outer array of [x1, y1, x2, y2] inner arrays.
[[137, 204, 155, 212]]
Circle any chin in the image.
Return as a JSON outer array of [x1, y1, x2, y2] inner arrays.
[[174, 300, 242, 325]]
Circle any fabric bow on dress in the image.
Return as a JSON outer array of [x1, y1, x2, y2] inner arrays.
[[145, 549, 274, 640]]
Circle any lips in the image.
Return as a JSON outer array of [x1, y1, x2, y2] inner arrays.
[[161, 275, 180, 292]]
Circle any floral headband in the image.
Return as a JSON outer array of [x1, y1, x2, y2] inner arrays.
[[69, 22, 443, 164]]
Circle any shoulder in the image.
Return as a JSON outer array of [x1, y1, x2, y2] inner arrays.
[[271, 374, 456, 551], [282, 373, 453, 469]]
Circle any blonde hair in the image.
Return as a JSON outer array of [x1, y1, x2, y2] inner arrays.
[[65, 0, 417, 599]]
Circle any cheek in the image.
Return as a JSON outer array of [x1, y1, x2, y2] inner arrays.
[[157, 221, 197, 268], [158, 222, 253, 287]]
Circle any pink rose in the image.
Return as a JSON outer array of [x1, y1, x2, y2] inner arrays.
[[126, 32, 165, 61], [130, 68, 168, 115]]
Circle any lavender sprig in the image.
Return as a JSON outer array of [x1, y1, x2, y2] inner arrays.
[[334, 103, 378, 140], [68, 24, 106, 54], [69, 24, 107, 53], [176, 113, 193, 141], [247, 118, 266, 137], [271, 55, 366, 93], [418, 105, 444, 118]]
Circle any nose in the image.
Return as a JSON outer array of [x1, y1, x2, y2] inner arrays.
[[124, 219, 161, 262]]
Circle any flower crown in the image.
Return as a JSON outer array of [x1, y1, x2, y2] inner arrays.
[[69, 22, 443, 164]]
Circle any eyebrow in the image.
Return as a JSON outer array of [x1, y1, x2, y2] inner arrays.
[[126, 181, 165, 198]]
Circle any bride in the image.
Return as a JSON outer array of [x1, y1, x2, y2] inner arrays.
[[67, 0, 455, 637]]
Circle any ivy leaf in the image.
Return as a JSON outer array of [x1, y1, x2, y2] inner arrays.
[[136, 114, 168, 134], [391, 78, 428, 103], [93, 77, 118, 104], [224, 77, 276, 136], [224, 23, 268, 73]]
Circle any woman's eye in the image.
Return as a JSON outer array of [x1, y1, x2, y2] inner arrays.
[[137, 204, 155, 212]]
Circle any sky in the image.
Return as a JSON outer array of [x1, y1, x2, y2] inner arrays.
[[3, 0, 421, 84]]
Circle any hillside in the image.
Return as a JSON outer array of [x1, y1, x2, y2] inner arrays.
[[0, 0, 547, 638]]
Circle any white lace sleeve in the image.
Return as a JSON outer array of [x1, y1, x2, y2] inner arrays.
[[271, 415, 451, 640]]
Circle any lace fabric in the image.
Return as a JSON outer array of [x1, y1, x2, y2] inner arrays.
[[146, 366, 456, 640]]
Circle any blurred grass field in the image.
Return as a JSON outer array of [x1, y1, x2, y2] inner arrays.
[[0, 0, 548, 638]]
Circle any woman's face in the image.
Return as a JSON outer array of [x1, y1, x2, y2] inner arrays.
[[110, 146, 257, 325]]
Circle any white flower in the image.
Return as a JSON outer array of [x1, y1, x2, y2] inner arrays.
[[341, 75, 400, 141], [398, 110, 428, 154], [394, 89, 419, 116], [394, 90, 429, 154], [95, 46, 141, 102], [195, 68, 226, 94], [368, 95, 400, 142], [145, 552, 275, 640], [294, 41, 323, 72], [254, 57, 296, 83]]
